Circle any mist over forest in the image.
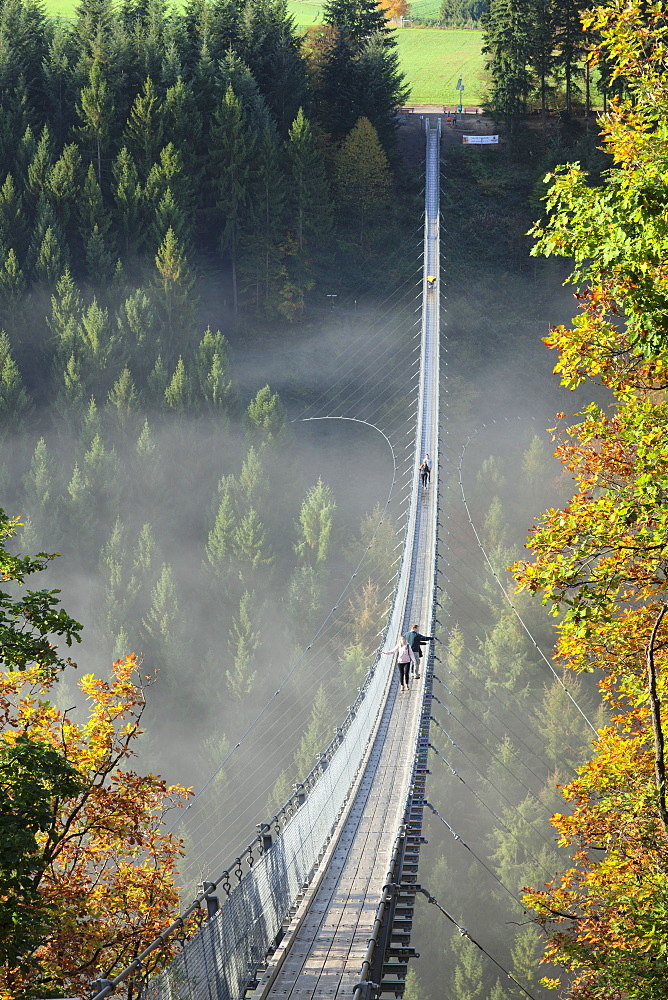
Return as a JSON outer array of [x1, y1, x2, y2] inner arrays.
[[2, 0, 654, 996]]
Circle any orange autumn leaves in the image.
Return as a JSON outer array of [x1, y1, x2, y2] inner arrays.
[[513, 3, 668, 995], [0, 655, 190, 999]]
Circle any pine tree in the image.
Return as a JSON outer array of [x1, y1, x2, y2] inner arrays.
[[163, 356, 191, 411], [84, 223, 116, 283], [112, 146, 144, 257], [151, 226, 196, 347], [237, 445, 266, 509], [47, 144, 82, 232], [451, 930, 484, 1000], [0, 174, 28, 258], [55, 351, 87, 420], [23, 438, 56, 547], [334, 117, 392, 247], [232, 508, 274, 579], [107, 365, 139, 431], [146, 354, 169, 405], [48, 268, 83, 364], [79, 162, 110, 240], [285, 108, 332, 255], [0, 249, 26, 324], [482, 0, 535, 121], [76, 60, 114, 184], [34, 225, 66, 286], [134, 420, 161, 499], [142, 562, 179, 642], [78, 297, 117, 376], [353, 34, 408, 154], [144, 142, 193, 250], [0, 330, 31, 429], [293, 685, 330, 776], [27, 200, 69, 283], [241, 125, 286, 313], [124, 77, 164, 181], [205, 487, 235, 577], [282, 108, 332, 316], [295, 478, 336, 565], [192, 327, 234, 412], [209, 85, 255, 312], [246, 384, 286, 443], [226, 589, 259, 700], [26, 125, 55, 210], [79, 395, 101, 454], [339, 642, 368, 691], [99, 516, 131, 646], [323, 0, 388, 45], [287, 565, 325, 645], [42, 21, 76, 147], [521, 433, 554, 510], [552, 0, 589, 113], [162, 78, 202, 177]]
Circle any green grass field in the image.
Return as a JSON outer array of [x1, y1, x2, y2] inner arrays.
[[43, 0, 485, 105], [394, 28, 485, 105]]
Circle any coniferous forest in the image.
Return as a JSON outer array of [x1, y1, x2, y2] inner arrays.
[[3, 0, 668, 998]]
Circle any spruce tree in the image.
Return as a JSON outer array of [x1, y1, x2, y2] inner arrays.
[[76, 60, 114, 184], [294, 479, 336, 565], [151, 226, 196, 347], [242, 125, 286, 314], [112, 146, 144, 257], [142, 562, 179, 643], [209, 85, 255, 312], [47, 144, 82, 232], [205, 487, 235, 578], [246, 384, 285, 444], [23, 438, 56, 547], [192, 327, 234, 412], [226, 589, 259, 700], [124, 77, 164, 181], [34, 226, 66, 287], [323, 0, 389, 46], [25, 125, 55, 210], [482, 0, 535, 121], [0, 249, 26, 324], [232, 508, 274, 579], [79, 162, 111, 241], [107, 365, 139, 431], [163, 356, 191, 411], [0, 174, 28, 258], [0, 330, 31, 428]]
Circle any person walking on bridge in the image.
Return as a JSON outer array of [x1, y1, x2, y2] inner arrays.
[[381, 635, 416, 691], [420, 454, 431, 487], [405, 624, 434, 679]]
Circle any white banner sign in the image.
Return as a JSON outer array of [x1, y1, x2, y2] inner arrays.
[[462, 134, 499, 144]]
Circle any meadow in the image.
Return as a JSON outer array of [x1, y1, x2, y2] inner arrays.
[[394, 28, 485, 105]]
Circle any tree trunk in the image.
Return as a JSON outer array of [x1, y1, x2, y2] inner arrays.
[[646, 603, 668, 837]]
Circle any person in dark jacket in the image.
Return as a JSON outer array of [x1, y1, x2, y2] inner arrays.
[[405, 624, 434, 678]]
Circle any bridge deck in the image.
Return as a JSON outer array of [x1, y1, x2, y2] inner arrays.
[[253, 122, 441, 1000]]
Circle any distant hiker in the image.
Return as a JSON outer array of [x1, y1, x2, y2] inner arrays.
[[381, 635, 416, 692], [420, 454, 431, 487], [405, 624, 435, 679]]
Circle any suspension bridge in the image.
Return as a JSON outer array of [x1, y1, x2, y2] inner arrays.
[[92, 117, 443, 1000]]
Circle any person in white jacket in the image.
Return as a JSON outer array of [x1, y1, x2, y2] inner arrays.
[[381, 635, 416, 691]]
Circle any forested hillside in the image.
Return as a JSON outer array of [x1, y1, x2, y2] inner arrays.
[[3, 0, 668, 997]]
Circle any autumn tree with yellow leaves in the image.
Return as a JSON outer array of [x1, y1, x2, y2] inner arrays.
[[513, 3, 668, 997], [0, 511, 190, 999]]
